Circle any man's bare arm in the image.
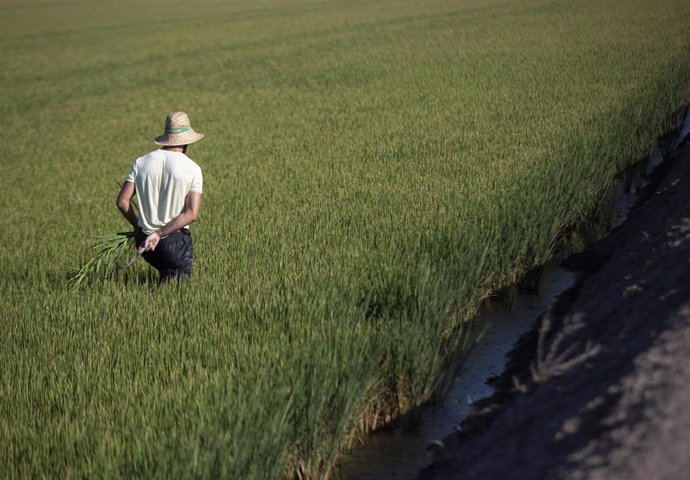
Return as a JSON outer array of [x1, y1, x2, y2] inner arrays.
[[116, 181, 138, 229], [143, 191, 202, 251]]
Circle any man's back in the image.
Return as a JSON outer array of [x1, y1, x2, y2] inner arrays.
[[126, 149, 203, 234]]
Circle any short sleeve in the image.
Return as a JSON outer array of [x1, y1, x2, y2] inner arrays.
[[190, 168, 203, 194], [124, 162, 137, 184]]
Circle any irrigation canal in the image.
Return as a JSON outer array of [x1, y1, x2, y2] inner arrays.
[[335, 263, 577, 479], [335, 107, 690, 479]]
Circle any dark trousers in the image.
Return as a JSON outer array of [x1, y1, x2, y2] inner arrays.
[[135, 229, 194, 282]]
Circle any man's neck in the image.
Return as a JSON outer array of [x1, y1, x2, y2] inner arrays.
[[162, 146, 186, 153]]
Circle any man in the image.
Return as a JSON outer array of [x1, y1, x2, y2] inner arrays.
[[116, 111, 204, 282]]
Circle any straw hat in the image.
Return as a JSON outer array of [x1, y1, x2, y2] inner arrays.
[[154, 111, 205, 146]]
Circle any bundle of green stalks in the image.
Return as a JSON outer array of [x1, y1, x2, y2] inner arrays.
[[68, 231, 135, 287]]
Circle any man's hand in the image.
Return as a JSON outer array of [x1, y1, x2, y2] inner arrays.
[[143, 231, 161, 252]]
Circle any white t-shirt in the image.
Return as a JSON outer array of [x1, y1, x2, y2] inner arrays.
[[125, 149, 203, 234]]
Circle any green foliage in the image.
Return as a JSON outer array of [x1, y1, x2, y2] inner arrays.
[[1, 0, 689, 478], [68, 232, 135, 287]]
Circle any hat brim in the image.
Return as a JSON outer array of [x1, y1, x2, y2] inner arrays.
[[154, 130, 205, 147]]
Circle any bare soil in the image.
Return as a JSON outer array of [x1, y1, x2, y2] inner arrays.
[[419, 141, 690, 480]]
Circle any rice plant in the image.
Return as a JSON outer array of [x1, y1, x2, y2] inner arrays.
[[68, 231, 136, 287]]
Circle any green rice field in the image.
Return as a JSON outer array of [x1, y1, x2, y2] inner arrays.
[[1, 0, 690, 477]]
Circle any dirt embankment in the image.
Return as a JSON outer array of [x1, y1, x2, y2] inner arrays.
[[419, 140, 690, 480]]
